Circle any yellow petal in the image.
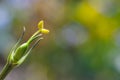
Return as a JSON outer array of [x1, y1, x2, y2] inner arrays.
[[38, 20, 44, 29], [41, 29, 49, 34]]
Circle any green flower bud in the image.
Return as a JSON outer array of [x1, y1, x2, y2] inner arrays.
[[13, 43, 29, 63]]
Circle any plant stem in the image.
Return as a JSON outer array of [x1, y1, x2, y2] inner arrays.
[[0, 63, 14, 80]]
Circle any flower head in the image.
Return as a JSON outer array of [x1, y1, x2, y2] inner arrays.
[[7, 20, 49, 66]]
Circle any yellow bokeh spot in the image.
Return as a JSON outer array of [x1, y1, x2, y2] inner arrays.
[[75, 2, 99, 26], [75, 2, 118, 40]]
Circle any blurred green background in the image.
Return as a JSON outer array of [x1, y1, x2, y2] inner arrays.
[[0, 0, 120, 80]]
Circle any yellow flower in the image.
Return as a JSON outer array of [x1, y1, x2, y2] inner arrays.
[[38, 20, 49, 34]]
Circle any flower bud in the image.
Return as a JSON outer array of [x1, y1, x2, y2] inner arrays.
[[13, 43, 29, 63], [7, 20, 49, 66]]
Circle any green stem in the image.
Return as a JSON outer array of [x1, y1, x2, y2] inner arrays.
[[27, 30, 40, 44], [0, 63, 14, 80]]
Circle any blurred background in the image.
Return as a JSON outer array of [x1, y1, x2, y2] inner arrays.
[[0, 0, 120, 80]]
